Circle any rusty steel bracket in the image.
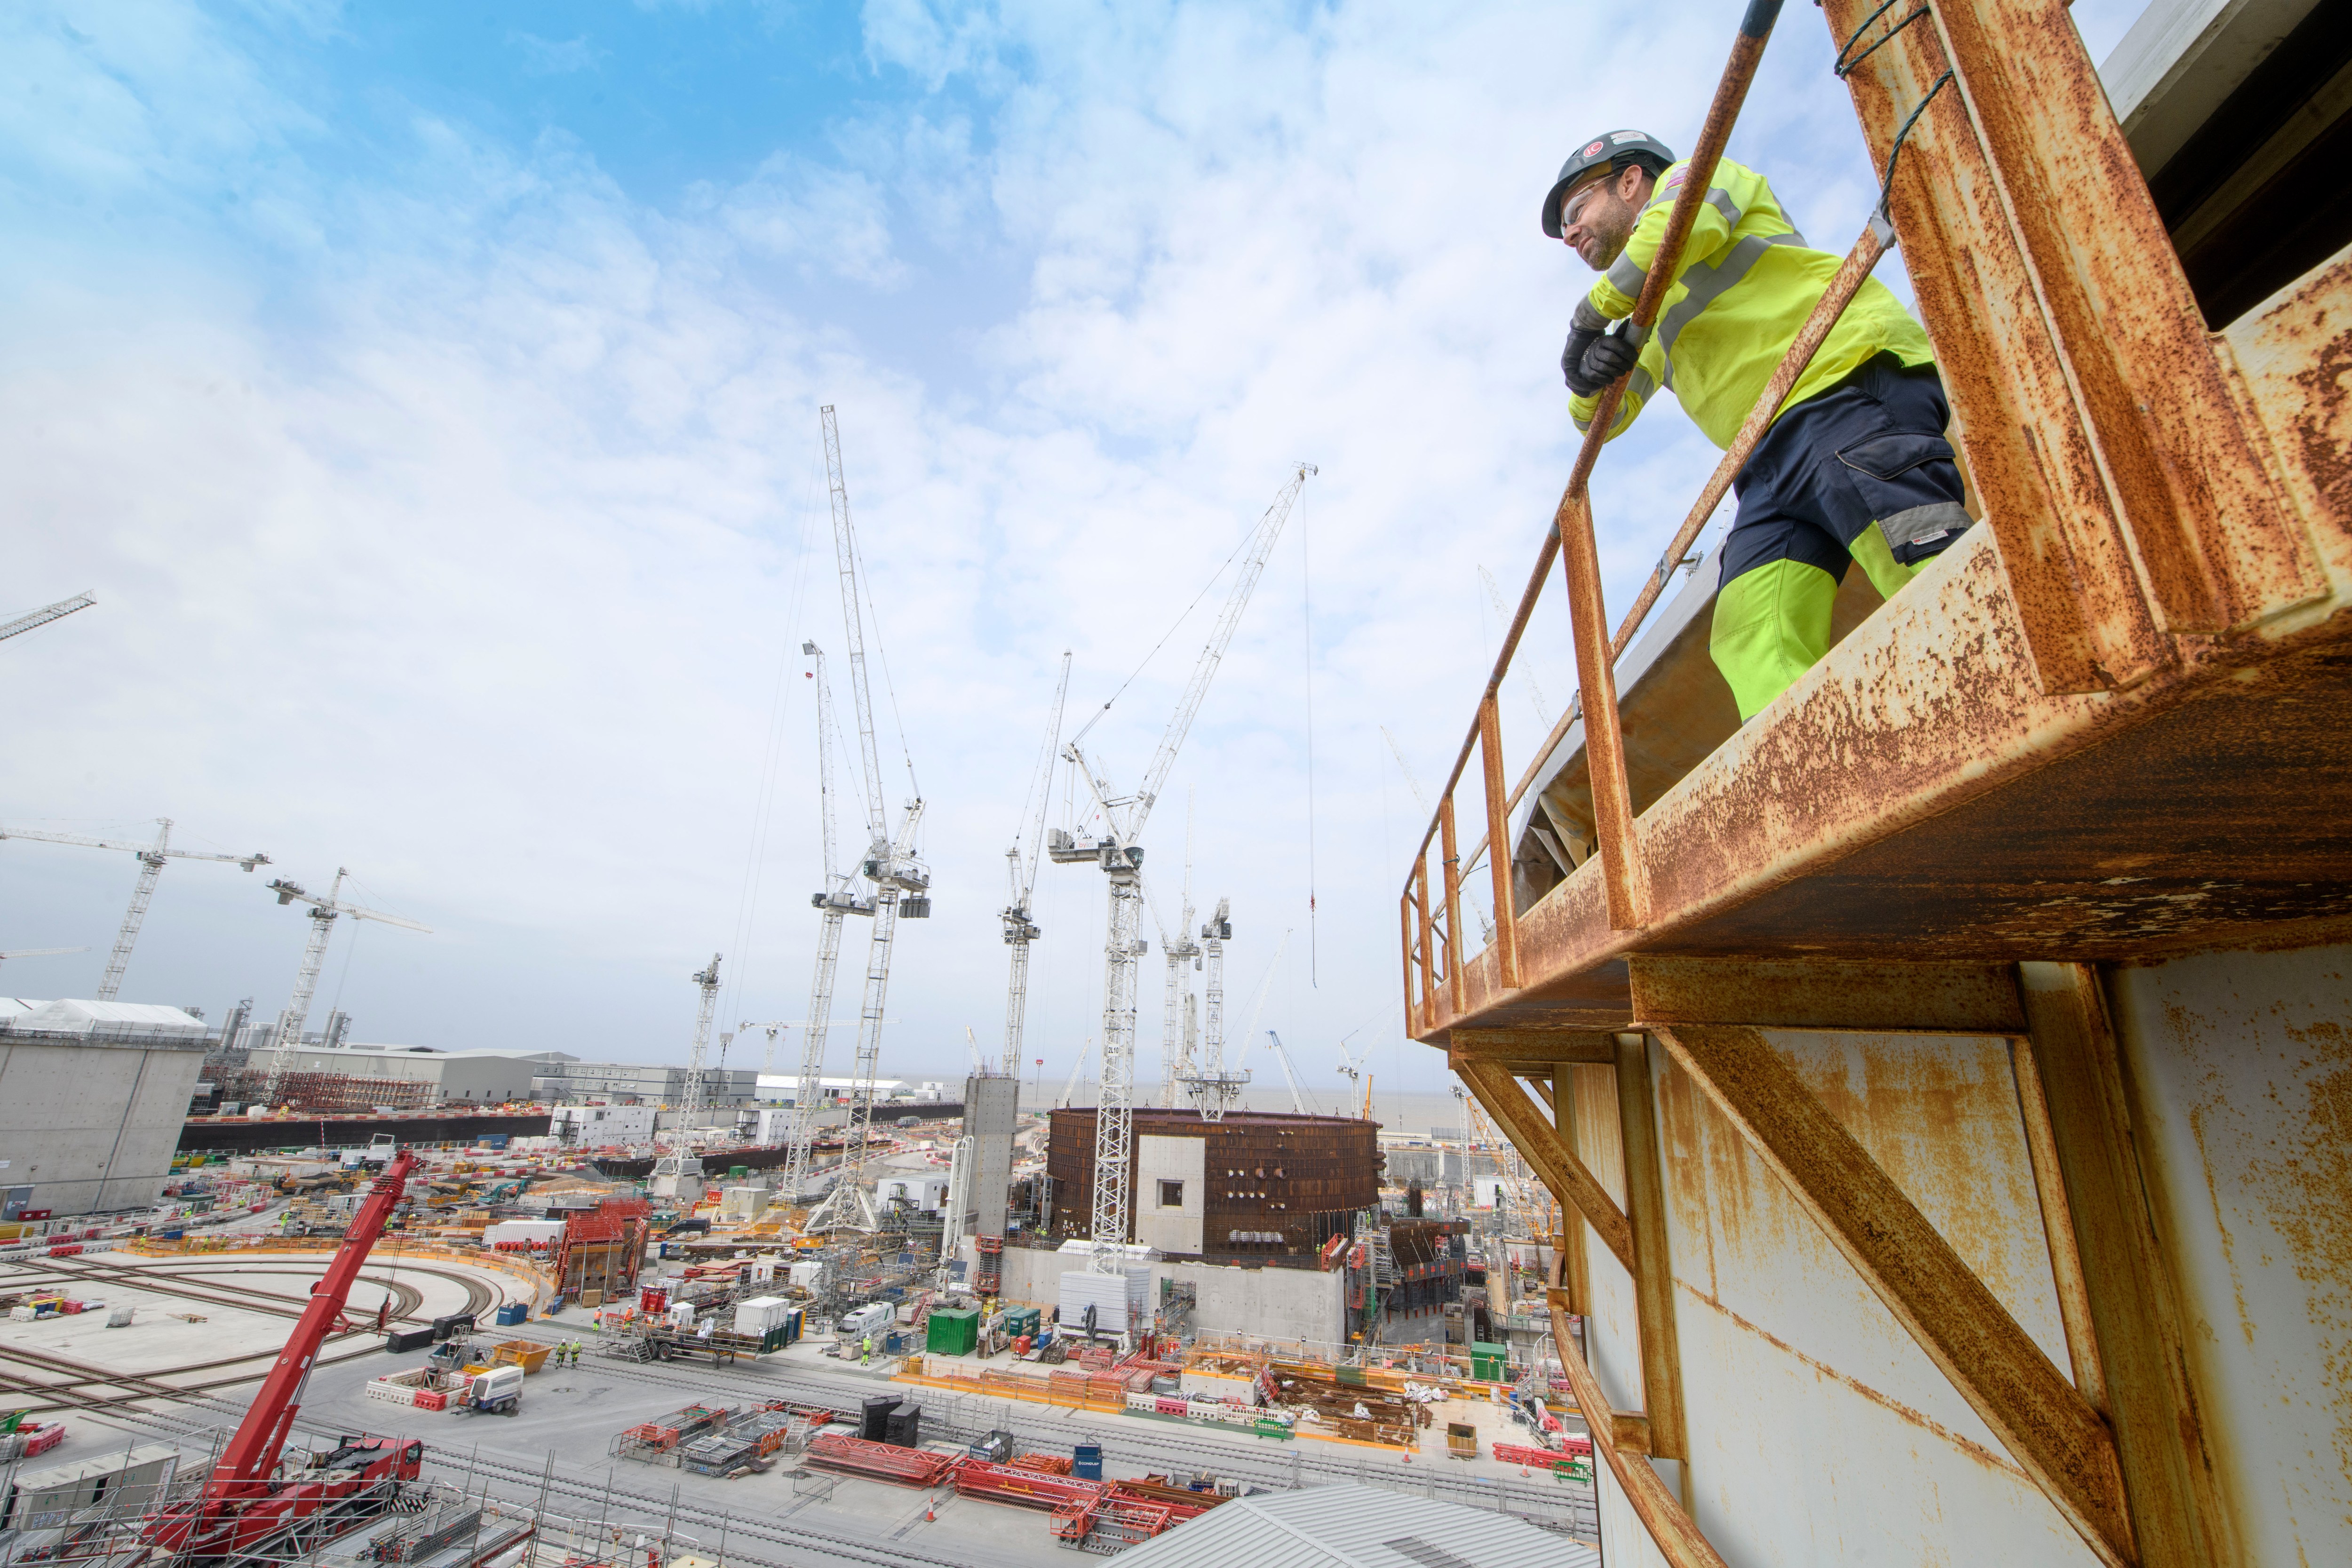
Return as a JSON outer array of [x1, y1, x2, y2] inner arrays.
[[1651, 1021, 2135, 1568], [1449, 1027, 1621, 1067], [1549, 1274, 1731, 1568], [1629, 955, 2027, 1034], [1458, 1059, 1635, 1275], [1615, 1034, 1689, 1460]]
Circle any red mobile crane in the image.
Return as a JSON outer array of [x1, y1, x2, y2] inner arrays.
[[143, 1150, 427, 1561]]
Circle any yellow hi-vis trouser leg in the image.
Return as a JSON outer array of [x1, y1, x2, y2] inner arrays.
[[1709, 526, 1921, 722]]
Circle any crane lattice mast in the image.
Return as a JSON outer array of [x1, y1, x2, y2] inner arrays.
[[1049, 463, 1312, 1273], [1002, 652, 1072, 1076], [681, 953, 723, 1127], [259, 870, 429, 1105], [1158, 798, 1201, 1106], [1184, 896, 1243, 1120], [0, 819, 270, 1000], [803, 405, 930, 1234], [782, 642, 870, 1201]]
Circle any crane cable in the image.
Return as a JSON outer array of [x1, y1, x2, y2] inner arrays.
[[1301, 478, 1319, 987]]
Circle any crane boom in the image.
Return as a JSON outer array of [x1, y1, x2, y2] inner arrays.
[[1262, 1030, 1310, 1116], [784, 644, 865, 1200], [0, 819, 270, 1000], [0, 591, 95, 645], [1130, 464, 1314, 839], [822, 406, 891, 844], [217, 1149, 419, 1490], [1049, 464, 1311, 1274]]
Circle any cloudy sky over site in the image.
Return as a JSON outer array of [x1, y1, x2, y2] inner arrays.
[[2, 0, 2146, 1093]]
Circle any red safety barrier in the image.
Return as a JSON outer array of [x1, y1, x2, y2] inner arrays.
[[803, 1435, 958, 1488]]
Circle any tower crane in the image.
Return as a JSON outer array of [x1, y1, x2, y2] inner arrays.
[[780, 641, 871, 1201], [1157, 798, 1202, 1106], [0, 591, 95, 645], [1261, 1030, 1311, 1116], [1001, 652, 1072, 1076], [1181, 897, 1246, 1120], [680, 954, 723, 1128], [0, 819, 270, 1000], [1049, 463, 1312, 1270], [803, 405, 931, 1235], [1478, 565, 1556, 728], [258, 871, 429, 1106]]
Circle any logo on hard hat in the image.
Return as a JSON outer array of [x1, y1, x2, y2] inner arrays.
[[1582, 140, 1605, 157], [1610, 131, 1645, 144]]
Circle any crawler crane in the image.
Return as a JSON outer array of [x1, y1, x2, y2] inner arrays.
[[141, 1151, 426, 1563]]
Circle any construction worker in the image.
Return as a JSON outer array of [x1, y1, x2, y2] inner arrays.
[[1544, 130, 1972, 720], [860, 1333, 874, 1367]]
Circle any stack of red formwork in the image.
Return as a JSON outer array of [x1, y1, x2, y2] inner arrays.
[[803, 1435, 958, 1487], [949, 1458, 1103, 1512], [1009, 1453, 1074, 1476]]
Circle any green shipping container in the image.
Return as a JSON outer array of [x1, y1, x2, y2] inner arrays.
[[927, 1307, 980, 1356], [1471, 1341, 1509, 1381], [1003, 1305, 1041, 1338]]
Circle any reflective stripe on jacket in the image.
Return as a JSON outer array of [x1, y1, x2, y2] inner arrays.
[[1568, 157, 1933, 448]]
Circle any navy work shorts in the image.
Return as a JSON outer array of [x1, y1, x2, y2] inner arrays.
[[1721, 353, 1973, 589]]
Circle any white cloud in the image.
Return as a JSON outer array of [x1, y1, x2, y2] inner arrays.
[[510, 32, 606, 77], [3, 0, 2109, 1090]]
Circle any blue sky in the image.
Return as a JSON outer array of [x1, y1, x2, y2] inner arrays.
[[1, 0, 2149, 1093]]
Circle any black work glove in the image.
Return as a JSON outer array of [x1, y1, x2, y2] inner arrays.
[[1580, 326, 1639, 389], [1560, 299, 1612, 396]]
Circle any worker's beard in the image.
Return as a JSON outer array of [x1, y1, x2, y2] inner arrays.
[[1586, 193, 1639, 271]]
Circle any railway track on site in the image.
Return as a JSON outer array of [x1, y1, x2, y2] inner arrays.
[[4, 1254, 496, 1325]]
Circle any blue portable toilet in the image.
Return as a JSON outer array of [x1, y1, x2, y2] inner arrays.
[[1073, 1443, 1103, 1481]]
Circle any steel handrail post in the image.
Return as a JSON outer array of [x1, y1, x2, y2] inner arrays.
[[1439, 795, 1468, 1014], [1478, 695, 1521, 987], [1414, 861, 1438, 1033]]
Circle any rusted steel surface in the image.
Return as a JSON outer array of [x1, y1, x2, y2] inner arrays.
[[1920, 0, 2323, 637], [2225, 245, 2352, 574], [2100, 947, 2352, 1564], [1439, 795, 1466, 1014], [1628, 956, 2026, 1034], [1558, 491, 1647, 931], [1458, 1060, 1634, 1273], [1549, 1295, 1730, 1568], [1615, 1035, 1688, 1463], [1477, 695, 1520, 986], [2019, 963, 2231, 1568], [1653, 1022, 2131, 1567], [2006, 1033, 2107, 1417]]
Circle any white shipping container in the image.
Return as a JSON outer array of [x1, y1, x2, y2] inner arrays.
[[736, 1295, 790, 1334], [1179, 1369, 1261, 1406], [485, 1220, 566, 1247]]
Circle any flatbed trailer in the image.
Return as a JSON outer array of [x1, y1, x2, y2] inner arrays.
[[1398, 2, 2352, 1566]]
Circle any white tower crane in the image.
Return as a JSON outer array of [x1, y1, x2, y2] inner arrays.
[[803, 405, 930, 1235], [680, 954, 723, 1128], [1156, 799, 1201, 1107], [780, 641, 871, 1201], [1261, 1030, 1311, 1116], [1181, 897, 1247, 1120], [1048, 463, 1313, 1271], [1478, 565, 1555, 728], [1001, 652, 1072, 1076], [0, 591, 95, 645], [1380, 727, 1495, 945], [0, 820, 271, 1000], [259, 871, 429, 1105]]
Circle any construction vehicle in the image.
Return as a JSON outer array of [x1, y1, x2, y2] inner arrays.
[[456, 1365, 523, 1417], [141, 1151, 426, 1561]]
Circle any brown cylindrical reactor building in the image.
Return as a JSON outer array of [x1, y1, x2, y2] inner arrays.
[[1045, 1108, 1382, 1260]]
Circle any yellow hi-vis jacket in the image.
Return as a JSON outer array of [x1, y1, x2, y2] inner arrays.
[[1568, 157, 1934, 449]]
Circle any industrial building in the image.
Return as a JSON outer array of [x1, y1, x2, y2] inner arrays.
[[1044, 1108, 1381, 1259], [549, 1101, 659, 1144], [533, 1060, 759, 1107], [0, 1000, 209, 1216], [227, 1044, 569, 1106]]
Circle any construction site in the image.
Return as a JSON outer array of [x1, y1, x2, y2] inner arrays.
[[5, 0, 2351, 1563]]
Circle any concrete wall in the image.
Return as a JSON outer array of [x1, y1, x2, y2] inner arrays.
[[0, 1035, 207, 1216], [993, 1244, 1344, 1344], [1134, 1134, 1205, 1254], [962, 1072, 1021, 1239]]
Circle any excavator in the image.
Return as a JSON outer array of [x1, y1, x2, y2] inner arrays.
[[142, 1151, 428, 1563]]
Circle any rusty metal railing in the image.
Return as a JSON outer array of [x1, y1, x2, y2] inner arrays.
[[1396, 0, 1929, 1035]]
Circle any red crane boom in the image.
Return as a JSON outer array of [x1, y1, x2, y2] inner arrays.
[[145, 1149, 426, 1560]]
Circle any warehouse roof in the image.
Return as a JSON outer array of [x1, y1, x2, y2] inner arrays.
[[0, 998, 206, 1035], [1114, 1484, 1594, 1568]]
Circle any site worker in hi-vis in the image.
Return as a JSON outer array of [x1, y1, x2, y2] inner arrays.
[[1544, 129, 1974, 720]]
